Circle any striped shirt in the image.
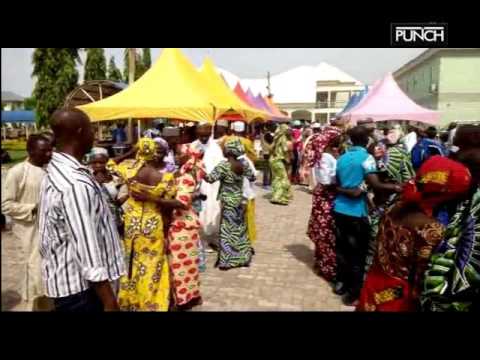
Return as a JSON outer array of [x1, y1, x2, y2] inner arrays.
[[38, 152, 126, 298]]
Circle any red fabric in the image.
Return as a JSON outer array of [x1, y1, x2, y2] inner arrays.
[[306, 126, 342, 168], [357, 266, 417, 312], [292, 129, 303, 152], [179, 143, 206, 184], [307, 184, 336, 281], [402, 155, 472, 216]]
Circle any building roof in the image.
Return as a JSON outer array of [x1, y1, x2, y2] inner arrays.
[[218, 62, 362, 104], [394, 48, 480, 78], [1, 91, 24, 103]]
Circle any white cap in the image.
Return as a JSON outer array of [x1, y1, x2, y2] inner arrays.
[[232, 121, 245, 132], [90, 147, 109, 157], [217, 119, 229, 128], [311, 122, 321, 129]]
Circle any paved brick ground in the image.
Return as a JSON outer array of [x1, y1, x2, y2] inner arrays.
[[1, 165, 352, 311], [192, 183, 352, 311]]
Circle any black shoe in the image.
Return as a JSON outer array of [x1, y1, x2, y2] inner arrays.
[[342, 293, 359, 306], [333, 282, 347, 296]]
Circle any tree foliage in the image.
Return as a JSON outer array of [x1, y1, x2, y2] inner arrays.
[[23, 96, 36, 110], [123, 48, 152, 82], [108, 56, 123, 82], [32, 48, 81, 127], [142, 48, 152, 71], [84, 48, 107, 81]]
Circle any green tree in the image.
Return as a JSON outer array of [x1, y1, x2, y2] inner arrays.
[[108, 56, 123, 82], [123, 48, 146, 82], [84, 48, 107, 81], [143, 48, 152, 68], [24, 96, 36, 110], [141, 48, 152, 73], [32, 48, 81, 127]]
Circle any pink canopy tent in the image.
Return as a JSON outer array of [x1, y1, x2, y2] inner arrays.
[[220, 82, 265, 122], [340, 73, 440, 125], [234, 83, 259, 110], [264, 96, 290, 121], [254, 93, 278, 117]]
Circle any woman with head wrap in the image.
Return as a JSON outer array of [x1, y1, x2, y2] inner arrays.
[[421, 124, 480, 312], [302, 122, 332, 190], [153, 136, 177, 172], [363, 127, 416, 273], [290, 120, 304, 184], [107, 137, 176, 311], [270, 124, 293, 205], [150, 142, 206, 310], [88, 147, 128, 235], [220, 121, 257, 163], [383, 126, 415, 184], [306, 126, 342, 281], [357, 156, 472, 311], [204, 138, 256, 270]]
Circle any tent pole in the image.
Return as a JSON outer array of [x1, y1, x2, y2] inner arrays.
[[137, 119, 142, 139]]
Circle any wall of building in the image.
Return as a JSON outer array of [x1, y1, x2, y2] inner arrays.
[[396, 50, 480, 127], [437, 51, 480, 124], [395, 55, 440, 111]]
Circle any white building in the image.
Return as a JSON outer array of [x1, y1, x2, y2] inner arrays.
[[219, 62, 365, 123]]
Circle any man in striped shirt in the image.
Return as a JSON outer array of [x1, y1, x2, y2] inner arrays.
[[38, 109, 126, 312]]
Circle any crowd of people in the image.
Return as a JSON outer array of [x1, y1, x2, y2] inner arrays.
[[1, 107, 479, 312], [1, 110, 262, 312], [280, 118, 479, 311]]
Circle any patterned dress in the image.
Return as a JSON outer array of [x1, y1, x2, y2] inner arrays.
[[421, 187, 480, 312], [108, 157, 176, 311], [270, 125, 292, 205], [168, 173, 202, 307], [358, 213, 445, 312], [384, 144, 415, 184], [308, 184, 337, 280], [365, 144, 415, 273], [305, 127, 342, 281], [204, 160, 256, 269]]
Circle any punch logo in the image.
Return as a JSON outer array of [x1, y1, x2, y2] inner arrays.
[[391, 23, 448, 47]]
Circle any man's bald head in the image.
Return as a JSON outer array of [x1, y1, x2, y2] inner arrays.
[[50, 109, 94, 156]]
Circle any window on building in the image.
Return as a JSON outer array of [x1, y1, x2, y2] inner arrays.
[[334, 91, 349, 108], [316, 92, 328, 108]]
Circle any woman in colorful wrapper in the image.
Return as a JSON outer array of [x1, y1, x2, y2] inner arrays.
[[421, 124, 480, 312], [204, 138, 256, 270], [269, 124, 293, 205], [306, 126, 342, 281], [357, 156, 472, 311], [108, 137, 176, 311], [164, 142, 206, 310]]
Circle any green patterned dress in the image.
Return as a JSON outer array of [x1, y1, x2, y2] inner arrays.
[[421, 187, 480, 311], [269, 125, 292, 205], [204, 159, 256, 269]]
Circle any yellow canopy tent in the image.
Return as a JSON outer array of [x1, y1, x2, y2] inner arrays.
[[78, 48, 232, 123], [199, 58, 268, 122]]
